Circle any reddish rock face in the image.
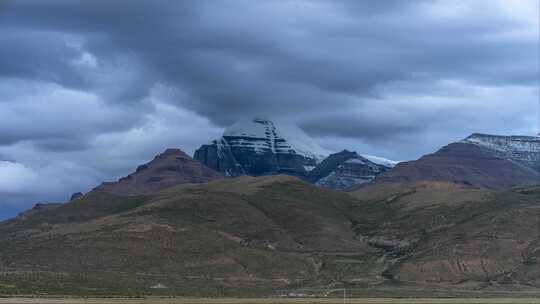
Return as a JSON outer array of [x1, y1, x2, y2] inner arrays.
[[93, 148, 224, 196], [373, 142, 540, 190]]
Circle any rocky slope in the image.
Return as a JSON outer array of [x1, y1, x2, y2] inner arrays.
[[308, 150, 392, 190], [0, 175, 537, 296], [370, 134, 540, 190], [194, 118, 333, 177], [93, 148, 223, 195]]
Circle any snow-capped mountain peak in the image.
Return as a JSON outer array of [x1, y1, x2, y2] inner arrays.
[[223, 118, 333, 161], [195, 118, 397, 185], [195, 118, 331, 177]]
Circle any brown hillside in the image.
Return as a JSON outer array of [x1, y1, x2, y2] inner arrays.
[[369, 143, 540, 190], [93, 148, 224, 196], [0, 177, 538, 296]]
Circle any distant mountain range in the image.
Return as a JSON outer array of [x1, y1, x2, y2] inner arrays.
[[84, 121, 540, 195], [1, 120, 539, 297], [195, 119, 540, 191], [81, 127, 540, 195]]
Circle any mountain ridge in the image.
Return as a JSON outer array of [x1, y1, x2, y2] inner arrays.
[[308, 150, 392, 190], [463, 133, 540, 172], [366, 133, 540, 190]]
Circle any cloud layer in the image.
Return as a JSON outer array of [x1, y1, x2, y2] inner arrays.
[[0, 0, 538, 219]]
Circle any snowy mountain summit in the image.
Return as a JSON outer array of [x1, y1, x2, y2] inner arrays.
[[194, 118, 333, 177], [223, 118, 333, 161], [194, 118, 396, 188]]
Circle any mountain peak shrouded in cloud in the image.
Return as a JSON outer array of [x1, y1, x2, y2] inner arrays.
[[194, 118, 333, 177], [223, 118, 334, 160], [0, 0, 538, 219]]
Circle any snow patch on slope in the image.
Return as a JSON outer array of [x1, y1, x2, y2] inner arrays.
[[224, 118, 270, 138], [361, 154, 398, 168], [462, 133, 540, 168], [463, 133, 540, 153], [277, 123, 334, 160]]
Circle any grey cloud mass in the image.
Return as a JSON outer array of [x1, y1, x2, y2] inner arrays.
[[0, 0, 538, 219]]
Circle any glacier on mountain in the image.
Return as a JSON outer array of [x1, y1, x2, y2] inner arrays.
[[361, 154, 398, 168]]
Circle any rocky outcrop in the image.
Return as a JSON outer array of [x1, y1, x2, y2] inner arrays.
[[94, 148, 223, 196], [308, 150, 391, 190]]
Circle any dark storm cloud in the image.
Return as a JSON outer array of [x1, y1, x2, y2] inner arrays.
[[0, 0, 538, 219], [2, 0, 537, 130], [0, 30, 77, 80], [0, 78, 148, 150]]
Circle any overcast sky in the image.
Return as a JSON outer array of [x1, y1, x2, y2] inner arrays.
[[0, 0, 538, 220]]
